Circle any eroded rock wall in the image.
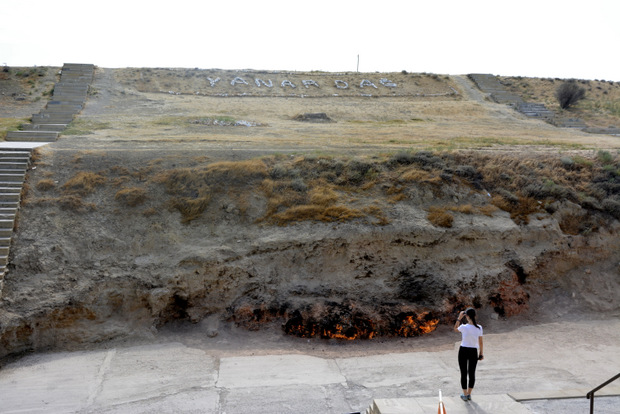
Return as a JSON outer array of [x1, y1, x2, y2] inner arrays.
[[1, 150, 619, 358]]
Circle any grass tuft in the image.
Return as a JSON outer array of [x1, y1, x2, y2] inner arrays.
[[115, 187, 147, 207], [62, 172, 106, 195], [427, 206, 454, 228]]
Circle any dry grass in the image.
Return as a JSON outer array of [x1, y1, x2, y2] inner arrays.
[[144, 150, 620, 228], [115, 187, 147, 207], [62, 172, 106, 196], [270, 204, 364, 225], [36, 179, 56, 191], [398, 167, 443, 185], [491, 195, 541, 225], [25, 145, 618, 230], [77, 69, 620, 154], [142, 207, 158, 217], [154, 159, 268, 223], [170, 196, 210, 223], [427, 206, 454, 228]]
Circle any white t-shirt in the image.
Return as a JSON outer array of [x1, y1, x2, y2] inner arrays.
[[458, 323, 483, 349]]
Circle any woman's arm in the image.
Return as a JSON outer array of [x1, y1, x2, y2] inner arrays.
[[478, 336, 484, 360], [453, 311, 465, 332]]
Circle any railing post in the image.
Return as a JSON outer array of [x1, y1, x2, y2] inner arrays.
[[586, 372, 620, 414]]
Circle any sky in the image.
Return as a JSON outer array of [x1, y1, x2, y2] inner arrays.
[[1, 0, 619, 81]]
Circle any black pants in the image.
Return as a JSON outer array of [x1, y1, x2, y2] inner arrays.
[[458, 346, 479, 390]]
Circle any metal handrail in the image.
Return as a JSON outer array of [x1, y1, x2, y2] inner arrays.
[[586, 373, 620, 414]]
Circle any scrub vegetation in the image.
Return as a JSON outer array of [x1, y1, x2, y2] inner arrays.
[[26, 149, 620, 234]]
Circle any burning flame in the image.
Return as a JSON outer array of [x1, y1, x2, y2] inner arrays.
[[397, 314, 439, 337], [284, 310, 438, 340]]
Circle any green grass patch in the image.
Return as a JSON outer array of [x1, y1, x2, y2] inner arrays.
[[62, 119, 112, 135], [0, 117, 29, 140]]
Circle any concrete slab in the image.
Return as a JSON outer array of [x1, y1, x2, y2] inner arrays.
[[222, 384, 355, 414], [336, 352, 453, 390], [91, 389, 221, 414], [217, 354, 347, 388], [93, 343, 217, 408], [372, 394, 531, 414], [0, 349, 111, 413]]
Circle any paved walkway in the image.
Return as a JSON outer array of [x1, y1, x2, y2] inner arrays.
[[0, 319, 619, 413]]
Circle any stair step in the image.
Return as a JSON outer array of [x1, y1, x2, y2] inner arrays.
[[31, 113, 75, 123], [0, 220, 15, 229], [0, 163, 28, 170], [5, 131, 59, 140], [0, 182, 24, 189], [0, 229, 13, 238], [20, 124, 68, 132], [0, 187, 22, 193], [0, 149, 32, 155], [0, 169, 26, 175], [5, 134, 57, 143], [0, 156, 30, 163], [0, 159, 30, 166], [0, 194, 20, 202], [0, 174, 25, 182], [0, 199, 19, 207]]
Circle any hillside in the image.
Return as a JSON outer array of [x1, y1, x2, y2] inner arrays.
[[0, 67, 619, 359]]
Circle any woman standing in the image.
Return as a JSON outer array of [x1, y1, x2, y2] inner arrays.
[[454, 308, 484, 401]]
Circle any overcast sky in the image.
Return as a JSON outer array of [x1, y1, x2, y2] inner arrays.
[[1, 0, 619, 81]]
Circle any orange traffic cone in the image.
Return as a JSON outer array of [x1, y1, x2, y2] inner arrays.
[[438, 390, 447, 414]]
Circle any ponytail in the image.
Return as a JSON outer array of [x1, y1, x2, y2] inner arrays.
[[466, 308, 480, 329]]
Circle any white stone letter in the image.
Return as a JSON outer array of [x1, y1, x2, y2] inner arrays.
[[360, 79, 378, 89], [255, 78, 273, 88], [231, 77, 249, 86], [281, 80, 296, 88], [380, 78, 397, 88], [207, 77, 221, 87], [302, 80, 320, 89], [334, 80, 348, 89]]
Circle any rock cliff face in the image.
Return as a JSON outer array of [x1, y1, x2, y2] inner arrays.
[[1, 149, 618, 359]]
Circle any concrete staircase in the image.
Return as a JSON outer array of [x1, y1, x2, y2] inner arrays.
[[468, 73, 523, 106], [0, 63, 94, 284], [468, 73, 588, 130]]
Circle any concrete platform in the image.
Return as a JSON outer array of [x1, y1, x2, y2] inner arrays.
[[510, 384, 620, 401], [1, 319, 619, 414], [0, 142, 49, 150], [370, 394, 529, 413]]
